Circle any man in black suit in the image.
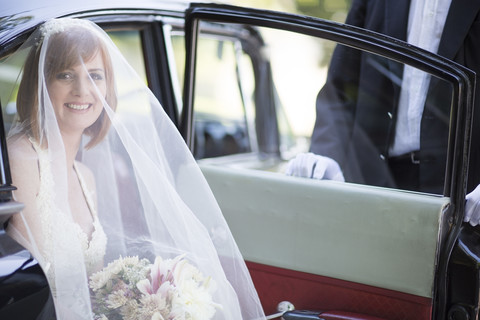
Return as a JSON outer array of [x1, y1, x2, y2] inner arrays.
[[291, 0, 480, 195]]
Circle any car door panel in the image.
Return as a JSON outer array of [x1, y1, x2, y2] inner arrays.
[[247, 262, 432, 319], [201, 164, 444, 318]]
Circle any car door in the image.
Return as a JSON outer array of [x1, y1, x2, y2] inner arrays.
[[181, 4, 477, 320]]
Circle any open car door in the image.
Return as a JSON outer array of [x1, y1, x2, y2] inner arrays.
[[181, 4, 478, 320]]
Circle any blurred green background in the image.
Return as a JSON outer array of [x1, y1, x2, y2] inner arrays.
[[230, 0, 352, 22]]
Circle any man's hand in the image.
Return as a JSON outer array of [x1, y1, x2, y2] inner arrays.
[[465, 184, 480, 226], [285, 153, 344, 182]]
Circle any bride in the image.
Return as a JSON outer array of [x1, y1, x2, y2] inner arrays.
[[5, 18, 265, 320]]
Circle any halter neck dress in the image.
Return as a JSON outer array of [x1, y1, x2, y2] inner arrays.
[[30, 138, 107, 294]]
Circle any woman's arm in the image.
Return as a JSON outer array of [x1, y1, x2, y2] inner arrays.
[[7, 135, 42, 254]]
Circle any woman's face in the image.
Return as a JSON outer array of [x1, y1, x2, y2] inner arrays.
[[47, 51, 106, 136]]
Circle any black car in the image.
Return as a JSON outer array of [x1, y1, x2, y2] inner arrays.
[[1, 1, 479, 319]]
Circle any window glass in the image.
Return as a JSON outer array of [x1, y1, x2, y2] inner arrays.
[[192, 36, 253, 158], [0, 48, 28, 131], [107, 30, 149, 115], [191, 22, 454, 194], [108, 30, 146, 83], [169, 31, 256, 159], [170, 32, 186, 98]]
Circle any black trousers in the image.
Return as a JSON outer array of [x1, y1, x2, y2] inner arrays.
[[388, 152, 421, 192]]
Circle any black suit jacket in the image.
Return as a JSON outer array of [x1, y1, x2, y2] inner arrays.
[[310, 0, 480, 194]]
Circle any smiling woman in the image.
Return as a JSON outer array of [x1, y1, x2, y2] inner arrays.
[[4, 18, 265, 320], [7, 22, 114, 280]]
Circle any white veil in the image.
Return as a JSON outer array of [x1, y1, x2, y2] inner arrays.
[[5, 18, 265, 320]]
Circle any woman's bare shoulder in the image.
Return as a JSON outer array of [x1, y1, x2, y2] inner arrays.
[[7, 134, 40, 187], [8, 134, 38, 161]]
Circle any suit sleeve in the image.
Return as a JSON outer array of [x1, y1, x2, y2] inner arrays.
[[309, 0, 368, 165]]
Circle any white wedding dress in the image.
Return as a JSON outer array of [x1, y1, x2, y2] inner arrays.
[[29, 137, 107, 294]]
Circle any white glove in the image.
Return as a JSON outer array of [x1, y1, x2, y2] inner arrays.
[[285, 152, 345, 182], [465, 183, 480, 226]]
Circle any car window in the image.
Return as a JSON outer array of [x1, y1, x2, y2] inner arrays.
[[169, 31, 255, 159], [169, 32, 186, 104], [106, 29, 153, 118], [193, 36, 255, 158], [0, 48, 28, 132], [108, 30, 147, 86], [0, 28, 148, 131], [189, 20, 457, 194]]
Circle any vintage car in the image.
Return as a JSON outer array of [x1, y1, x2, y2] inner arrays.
[[0, 0, 479, 319]]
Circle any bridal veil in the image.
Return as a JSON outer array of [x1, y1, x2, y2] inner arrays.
[[4, 18, 265, 320]]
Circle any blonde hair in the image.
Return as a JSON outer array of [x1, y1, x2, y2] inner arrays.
[[17, 24, 117, 148]]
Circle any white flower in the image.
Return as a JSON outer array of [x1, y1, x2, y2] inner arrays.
[[120, 300, 140, 320], [123, 256, 141, 266], [89, 255, 219, 320], [171, 278, 217, 320], [152, 312, 165, 320], [151, 312, 165, 320], [171, 261, 218, 320], [89, 270, 111, 291], [89, 258, 124, 291], [106, 289, 128, 309]]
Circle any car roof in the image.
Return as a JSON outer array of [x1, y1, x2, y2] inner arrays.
[[0, 0, 201, 49], [1, 0, 191, 17]]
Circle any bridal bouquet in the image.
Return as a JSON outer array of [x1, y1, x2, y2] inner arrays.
[[89, 255, 219, 320]]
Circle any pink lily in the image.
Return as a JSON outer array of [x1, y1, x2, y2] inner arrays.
[[137, 254, 185, 295]]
